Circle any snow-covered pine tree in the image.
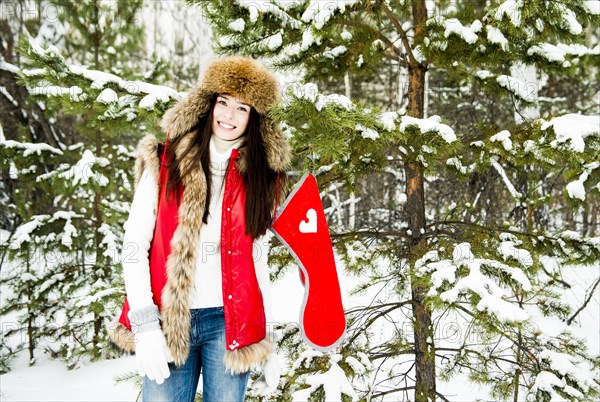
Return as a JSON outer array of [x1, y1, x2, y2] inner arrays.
[[189, 0, 600, 400], [0, 136, 65, 370], [0, 3, 75, 370]]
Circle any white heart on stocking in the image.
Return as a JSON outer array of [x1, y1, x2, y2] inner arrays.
[[299, 209, 317, 233]]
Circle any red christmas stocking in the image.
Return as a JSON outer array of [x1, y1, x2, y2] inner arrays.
[[270, 173, 346, 350]]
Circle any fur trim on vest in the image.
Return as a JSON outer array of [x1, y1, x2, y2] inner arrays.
[[108, 56, 291, 374]]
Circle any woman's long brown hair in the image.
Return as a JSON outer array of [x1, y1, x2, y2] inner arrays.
[[163, 94, 283, 238]]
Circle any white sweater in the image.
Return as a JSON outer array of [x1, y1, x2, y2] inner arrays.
[[121, 136, 273, 319]]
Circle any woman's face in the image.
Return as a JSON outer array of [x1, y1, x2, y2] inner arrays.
[[211, 94, 251, 141]]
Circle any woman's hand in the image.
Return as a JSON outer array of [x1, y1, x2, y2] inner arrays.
[[134, 328, 174, 384], [250, 352, 281, 396], [128, 305, 173, 384]]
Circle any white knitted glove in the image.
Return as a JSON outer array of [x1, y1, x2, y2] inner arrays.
[[134, 328, 173, 384], [250, 352, 281, 396], [129, 305, 173, 385]]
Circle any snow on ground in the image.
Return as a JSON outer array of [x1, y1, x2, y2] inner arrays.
[[0, 352, 138, 401]]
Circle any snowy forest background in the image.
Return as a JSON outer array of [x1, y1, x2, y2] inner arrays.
[[0, 0, 599, 401]]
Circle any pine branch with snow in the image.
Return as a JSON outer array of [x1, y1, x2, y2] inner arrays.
[[15, 36, 181, 127]]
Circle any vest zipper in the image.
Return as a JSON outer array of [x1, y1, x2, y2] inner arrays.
[[223, 155, 237, 350]]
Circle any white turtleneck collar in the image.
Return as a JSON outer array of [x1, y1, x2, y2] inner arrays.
[[211, 134, 245, 156], [209, 135, 245, 177]]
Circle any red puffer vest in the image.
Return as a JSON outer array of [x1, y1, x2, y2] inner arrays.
[[117, 148, 265, 354]]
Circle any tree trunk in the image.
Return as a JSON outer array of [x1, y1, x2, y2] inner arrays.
[[406, 160, 436, 402], [407, 64, 426, 119], [26, 253, 35, 364], [90, 0, 104, 358], [344, 72, 357, 229], [513, 295, 525, 401], [406, 1, 436, 400]]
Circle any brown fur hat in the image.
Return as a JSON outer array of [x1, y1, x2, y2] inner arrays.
[[202, 56, 279, 114], [158, 56, 289, 172], [160, 56, 279, 137]]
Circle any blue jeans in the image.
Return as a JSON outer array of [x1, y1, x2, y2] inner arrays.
[[142, 307, 250, 402]]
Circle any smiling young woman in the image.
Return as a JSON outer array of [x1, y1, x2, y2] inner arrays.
[[108, 56, 291, 402], [211, 94, 251, 143]]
